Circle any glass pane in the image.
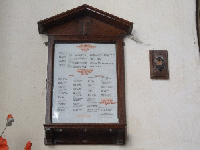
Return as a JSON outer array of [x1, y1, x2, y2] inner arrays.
[[52, 43, 118, 123]]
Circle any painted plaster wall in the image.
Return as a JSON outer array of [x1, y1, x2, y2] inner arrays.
[[0, 0, 200, 150]]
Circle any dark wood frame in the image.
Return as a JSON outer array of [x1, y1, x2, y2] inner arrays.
[[197, 0, 200, 51], [44, 35, 126, 145], [46, 36, 125, 124], [38, 4, 133, 145]]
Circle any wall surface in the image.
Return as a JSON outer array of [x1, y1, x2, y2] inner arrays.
[[0, 0, 200, 150]]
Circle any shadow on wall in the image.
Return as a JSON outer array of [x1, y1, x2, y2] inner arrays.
[[127, 30, 151, 46]]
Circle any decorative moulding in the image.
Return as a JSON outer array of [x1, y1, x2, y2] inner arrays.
[[38, 4, 133, 35]]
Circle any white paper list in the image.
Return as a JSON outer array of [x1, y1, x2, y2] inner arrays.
[[52, 43, 118, 123]]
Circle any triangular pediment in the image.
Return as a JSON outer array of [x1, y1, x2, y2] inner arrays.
[[38, 4, 133, 36]]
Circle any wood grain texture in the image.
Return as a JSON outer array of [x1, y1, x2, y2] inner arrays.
[[116, 39, 126, 124], [38, 4, 133, 35], [46, 36, 54, 124], [196, 0, 200, 51]]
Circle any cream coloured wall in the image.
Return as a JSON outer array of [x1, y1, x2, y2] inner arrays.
[[0, 0, 200, 150]]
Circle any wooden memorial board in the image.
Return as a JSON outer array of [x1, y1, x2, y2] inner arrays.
[[38, 4, 133, 145]]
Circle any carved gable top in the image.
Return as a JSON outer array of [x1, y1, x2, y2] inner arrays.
[[38, 4, 133, 35]]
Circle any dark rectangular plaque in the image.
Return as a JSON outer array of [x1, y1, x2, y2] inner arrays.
[[149, 50, 169, 79]]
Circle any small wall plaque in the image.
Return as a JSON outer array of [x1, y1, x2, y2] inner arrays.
[[38, 4, 133, 145], [149, 50, 169, 79]]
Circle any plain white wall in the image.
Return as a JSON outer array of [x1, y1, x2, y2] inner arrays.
[[0, 0, 200, 150]]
